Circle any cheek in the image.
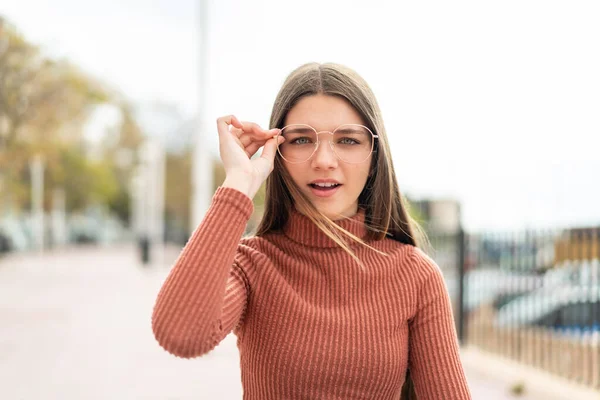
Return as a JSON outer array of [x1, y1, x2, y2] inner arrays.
[[282, 164, 306, 186], [345, 165, 370, 189], [356, 161, 372, 179]]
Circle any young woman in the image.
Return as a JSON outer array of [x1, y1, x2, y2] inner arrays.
[[152, 63, 472, 400]]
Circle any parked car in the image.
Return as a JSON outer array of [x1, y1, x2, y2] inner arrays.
[[0, 229, 13, 253]]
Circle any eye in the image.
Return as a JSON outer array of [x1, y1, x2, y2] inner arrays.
[[290, 136, 314, 145], [337, 137, 360, 145]]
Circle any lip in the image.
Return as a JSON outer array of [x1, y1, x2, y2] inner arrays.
[[308, 179, 342, 198], [309, 179, 341, 185]]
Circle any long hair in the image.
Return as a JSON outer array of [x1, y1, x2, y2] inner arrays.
[[255, 62, 422, 399]]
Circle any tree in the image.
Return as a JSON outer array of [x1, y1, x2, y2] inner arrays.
[[0, 18, 108, 148], [164, 149, 193, 241], [0, 17, 118, 214], [100, 104, 145, 222], [48, 145, 119, 211]]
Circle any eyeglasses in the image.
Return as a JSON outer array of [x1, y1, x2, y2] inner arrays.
[[276, 124, 378, 164]]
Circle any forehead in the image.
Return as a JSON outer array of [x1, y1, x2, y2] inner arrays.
[[284, 94, 366, 130]]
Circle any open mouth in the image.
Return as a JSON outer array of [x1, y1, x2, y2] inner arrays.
[[308, 182, 342, 197], [309, 183, 341, 191]]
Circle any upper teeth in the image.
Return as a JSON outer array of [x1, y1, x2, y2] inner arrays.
[[314, 182, 338, 187]]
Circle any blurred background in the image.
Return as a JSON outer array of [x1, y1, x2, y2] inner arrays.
[[0, 0, 599, 399]]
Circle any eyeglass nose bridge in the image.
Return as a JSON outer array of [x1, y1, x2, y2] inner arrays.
[[311, 131, 339, 160]]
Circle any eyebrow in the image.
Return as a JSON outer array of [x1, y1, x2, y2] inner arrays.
[[334, 127, 367, 134], [283, 127, 315, 134], [283, 124, 368, 132]]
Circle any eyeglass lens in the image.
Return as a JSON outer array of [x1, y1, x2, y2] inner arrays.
[[277, 124, 374, 163]]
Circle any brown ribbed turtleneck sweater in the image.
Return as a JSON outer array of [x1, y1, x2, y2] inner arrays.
[[152, 187, 471, 399]]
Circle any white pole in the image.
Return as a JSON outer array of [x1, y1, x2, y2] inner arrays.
[[139, 139, 165, 266], [154, 140, 166, 266], [138, 144, 151, 264], [130, 168, 143, 236], [29, 154, 44, 252], [191, 0, 212, 228], [51, 188, 67, 247]]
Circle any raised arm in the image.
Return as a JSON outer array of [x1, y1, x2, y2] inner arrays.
[[151, 187, 253, 358], [152, 115, 281, 358], [408, 247, 472, 399]]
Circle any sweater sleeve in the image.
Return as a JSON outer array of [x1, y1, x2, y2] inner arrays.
[[408, 247, 472, 399], [151, 186, 254, 358]]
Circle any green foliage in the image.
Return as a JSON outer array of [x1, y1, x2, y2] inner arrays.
[[165, 150, 192, 233], [46, 146, 119, 211], [101, 104, 145, 222], [107, 186, 130, 224], [405, 197, 428, 227], [0, 17, 139, 217]]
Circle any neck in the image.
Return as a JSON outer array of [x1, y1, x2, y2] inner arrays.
[[282, 206, 369, 248]]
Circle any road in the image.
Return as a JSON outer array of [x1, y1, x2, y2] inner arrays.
[[0, 245, 541, 399]]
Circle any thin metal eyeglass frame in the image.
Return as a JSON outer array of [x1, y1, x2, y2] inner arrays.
[[275, 123, 378, 164]]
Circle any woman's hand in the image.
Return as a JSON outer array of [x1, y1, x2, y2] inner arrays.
[[216, 115, 283, 199]]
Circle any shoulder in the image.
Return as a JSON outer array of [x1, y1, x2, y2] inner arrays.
[[378, 238, 437, 268], [239, 233, 280, 252], [408, 245, 443, 278], [405, 246, 452, 305], [381, 239, 444, 285], [234, 233, 282, 268]]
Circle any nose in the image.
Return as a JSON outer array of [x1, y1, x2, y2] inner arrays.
[[310, 136, 338, 170]]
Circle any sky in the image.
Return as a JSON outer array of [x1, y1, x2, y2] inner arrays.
[[2, 0, 599, 231]]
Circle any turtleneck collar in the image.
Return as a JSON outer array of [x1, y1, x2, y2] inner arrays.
[[282, 207, 370, 248]]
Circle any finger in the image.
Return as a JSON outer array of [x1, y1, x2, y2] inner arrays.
[[240, 121, 280, 136], [239, 134, 266, 148], [239, 121, 262, 134], [216, 115, 237, 139], [230, 126, 244, 138], [244, 142, 263, 158], [230, 115, 243, 130], [260, 136, 284, 162], [238, 128, 280, 147]]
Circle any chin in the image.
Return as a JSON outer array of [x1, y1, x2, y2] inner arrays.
[[315, 205, 352, 220]]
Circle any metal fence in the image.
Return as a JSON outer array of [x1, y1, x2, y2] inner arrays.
[[426, 226, 600, 390]]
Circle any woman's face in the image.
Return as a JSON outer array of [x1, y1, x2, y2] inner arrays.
[[281, 94, 372, 220]]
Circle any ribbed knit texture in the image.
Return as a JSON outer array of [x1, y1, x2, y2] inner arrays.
[[152, 187, 472, 399]]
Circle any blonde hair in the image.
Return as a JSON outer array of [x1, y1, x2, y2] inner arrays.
[[255, 62, 426, 263]]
